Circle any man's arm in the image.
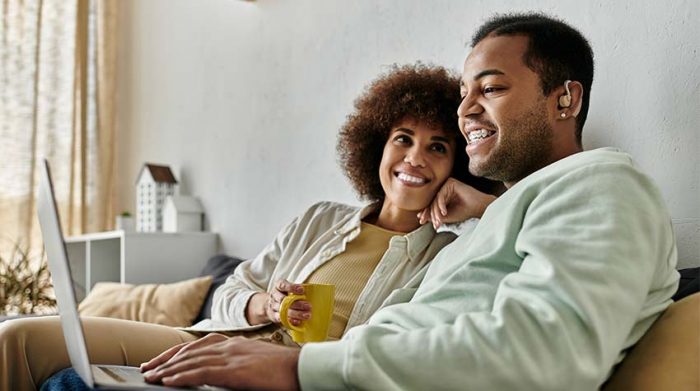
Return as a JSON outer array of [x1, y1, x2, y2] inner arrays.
[[299, 161, 678, 390], [147, 159, 678, 391], [143, 337, 301, 390]]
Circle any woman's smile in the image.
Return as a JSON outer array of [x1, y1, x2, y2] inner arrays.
[[394, 169, 431, 186]]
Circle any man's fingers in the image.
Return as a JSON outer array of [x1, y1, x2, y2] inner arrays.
[[178, 333, 228, 354], [150, 334, 227, 372], [140, 342, 187, 372], [145, 353, 225, 384], [162, 363, 249, 389], [161, 365, 222, 387]]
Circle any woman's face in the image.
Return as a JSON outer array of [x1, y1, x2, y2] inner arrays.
[[378, 118, 456, 213]]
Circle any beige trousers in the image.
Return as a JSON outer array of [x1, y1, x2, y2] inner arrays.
[[0, 316, 199, 391]]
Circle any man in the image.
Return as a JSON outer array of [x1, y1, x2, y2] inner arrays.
[[142, 13, 679, 390]]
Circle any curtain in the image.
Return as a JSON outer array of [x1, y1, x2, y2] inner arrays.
[[0, 0, 117, 257]]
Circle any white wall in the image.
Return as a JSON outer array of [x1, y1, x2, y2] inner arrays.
[[115, 0, 699, 268]]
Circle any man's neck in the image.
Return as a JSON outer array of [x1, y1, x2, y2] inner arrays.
[[504, 146, 584, 189]]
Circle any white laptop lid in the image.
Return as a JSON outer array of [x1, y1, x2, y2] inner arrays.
[[36, 159, 96, 387]]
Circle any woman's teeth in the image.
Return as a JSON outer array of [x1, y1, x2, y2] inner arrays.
[[467, 129, 495, 144], [397, 173, 427, 184]]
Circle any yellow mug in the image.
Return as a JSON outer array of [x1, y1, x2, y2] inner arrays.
[[279, 283, 335, 343]]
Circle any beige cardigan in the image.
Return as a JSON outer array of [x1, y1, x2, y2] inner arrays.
[[189, 201, 456, 335]]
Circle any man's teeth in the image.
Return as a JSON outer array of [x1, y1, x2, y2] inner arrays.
[[467, 129, 494, 144], [397, 173, 427, 184]]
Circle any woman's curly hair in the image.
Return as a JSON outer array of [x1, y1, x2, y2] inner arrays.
[[338, 63, 496, 202]]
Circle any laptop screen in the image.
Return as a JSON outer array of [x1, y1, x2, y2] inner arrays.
[[36, 159, 95, 387]]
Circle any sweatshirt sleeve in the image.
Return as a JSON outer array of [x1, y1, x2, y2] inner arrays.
[[298, 162, 678, 390], [210, 214, 301, 327]]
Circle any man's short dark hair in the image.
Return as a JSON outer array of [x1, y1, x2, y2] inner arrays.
[[472, 13, 594, 145]]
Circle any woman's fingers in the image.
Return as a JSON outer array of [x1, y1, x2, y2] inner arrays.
[[431, 200, 443, 229], [267, 280, 309, 324], [437, 182, 452, 217], [269, 299, 310, 324], [269, 288, 287, 305], [274, 279, 304, 295], [284, 307, 311, 323], [417, 208, 430, 225]]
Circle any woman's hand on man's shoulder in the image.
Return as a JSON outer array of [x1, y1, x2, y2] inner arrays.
[[418, 178, 497, 229]]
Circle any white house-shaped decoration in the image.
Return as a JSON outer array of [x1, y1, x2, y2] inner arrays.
[[136, 164, 178, 232], [163, 195, 204, 232]]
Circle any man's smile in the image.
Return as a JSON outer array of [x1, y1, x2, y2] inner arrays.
[[466, 128, 497, 145]]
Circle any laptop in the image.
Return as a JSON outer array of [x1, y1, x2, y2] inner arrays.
[[37, 159, 224, 390]]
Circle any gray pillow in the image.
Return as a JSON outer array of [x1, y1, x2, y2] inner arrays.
[[194, 254, 244, 323]]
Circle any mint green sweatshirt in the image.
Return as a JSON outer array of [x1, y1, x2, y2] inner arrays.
[[299, 148, 679, 390]]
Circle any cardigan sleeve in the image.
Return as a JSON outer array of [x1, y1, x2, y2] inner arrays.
[[210, 214, 302, 327]]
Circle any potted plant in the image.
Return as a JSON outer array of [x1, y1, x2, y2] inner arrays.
[[115, 210, 135, 232], [0, 242, 57, 316]]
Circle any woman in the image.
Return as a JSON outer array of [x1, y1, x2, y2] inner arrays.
[[3, 63, 497, 391], [208, 63, 497, 340]]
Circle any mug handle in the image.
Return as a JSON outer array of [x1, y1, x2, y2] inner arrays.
[[279, 294, 306, 332]]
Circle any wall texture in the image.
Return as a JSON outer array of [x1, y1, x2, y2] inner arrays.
[[115, 0, 699, 268]]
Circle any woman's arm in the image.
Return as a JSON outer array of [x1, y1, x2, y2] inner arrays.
[[210, 201, 344, 327], [418, 177, 497, 229], [210, 215, 302, 327]]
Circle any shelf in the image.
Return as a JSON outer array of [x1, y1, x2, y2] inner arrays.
[[65, 231, 218, 301]]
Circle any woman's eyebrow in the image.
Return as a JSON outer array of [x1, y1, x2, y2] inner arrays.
[[431, 136, 450, 143], [393, 128, 415, 134]]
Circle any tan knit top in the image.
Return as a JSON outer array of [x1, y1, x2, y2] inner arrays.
[[305, 222, 400, 339]]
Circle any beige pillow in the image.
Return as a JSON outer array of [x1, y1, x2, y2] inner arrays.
[[78, 276, 213, 327], [603, 292, 700, 390]]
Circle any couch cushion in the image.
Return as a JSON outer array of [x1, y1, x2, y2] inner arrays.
[[78, 276, 212, 327], [603, 292, 700, 390], [673, 267, 699, 301], [193, 254, 245, 323]]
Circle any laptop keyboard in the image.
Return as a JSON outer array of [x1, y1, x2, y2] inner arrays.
[[98, 365, 147, 383], [100, 366, 127, 383]]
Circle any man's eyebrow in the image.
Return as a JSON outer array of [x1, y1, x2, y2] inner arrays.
[[473, 69, 505, 80], [460, 69, 505, 88]]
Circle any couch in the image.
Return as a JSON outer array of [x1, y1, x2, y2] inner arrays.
[[3, 255, 699, 389], [0, 254, 244, 324]]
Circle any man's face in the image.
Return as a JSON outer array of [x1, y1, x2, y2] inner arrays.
[[458, 34, 557, 187]]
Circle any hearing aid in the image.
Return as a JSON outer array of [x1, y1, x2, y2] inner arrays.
[[558, 80, 572, 108]]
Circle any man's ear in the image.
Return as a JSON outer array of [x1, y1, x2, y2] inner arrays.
[[556, 80, 584, 118]]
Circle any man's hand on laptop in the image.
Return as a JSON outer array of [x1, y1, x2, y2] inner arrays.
[[141, 334, 301, 391], [140, 333, 228, 373]]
